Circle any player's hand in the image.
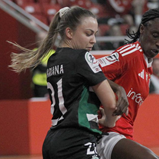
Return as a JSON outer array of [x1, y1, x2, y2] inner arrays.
[[113, 86, 129, 116], [98, 107, 121, 127], [98, 107, 107, 126]]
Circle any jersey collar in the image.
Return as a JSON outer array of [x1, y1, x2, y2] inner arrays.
[[136, 41, 152, 68], [144, 54, 153, 68]]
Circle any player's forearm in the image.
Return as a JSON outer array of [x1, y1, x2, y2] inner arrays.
[[107, 79, 122, 93], [92, 80, 116, 110], [107, 79, 129, 116], [93, 80, 118, 127]]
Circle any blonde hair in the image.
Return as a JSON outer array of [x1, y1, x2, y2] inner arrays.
[[9, 6, 96, 73]]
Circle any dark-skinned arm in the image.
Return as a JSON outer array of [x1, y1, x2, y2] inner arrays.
[[107, 79, 129, 116]]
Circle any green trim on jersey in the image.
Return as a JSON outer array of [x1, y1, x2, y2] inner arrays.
[[78, 86, 102, 134]]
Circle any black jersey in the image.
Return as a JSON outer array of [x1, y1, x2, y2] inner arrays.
[[46, 48, 106, 135]]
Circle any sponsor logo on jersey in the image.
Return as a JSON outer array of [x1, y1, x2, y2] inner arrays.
[[92, 155, 100, 159], [138, 69, 150, 81], [138, 69, 144, 79], [146, 72, 151, 81], [97, 52, 119, 67], [127, 88, 144, 106], [47, 64, 64, 77], [107, 52, 119, 62], [85, 52, 102, 73]]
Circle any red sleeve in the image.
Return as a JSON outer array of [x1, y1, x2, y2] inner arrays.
[[98, 51, 124, 80]]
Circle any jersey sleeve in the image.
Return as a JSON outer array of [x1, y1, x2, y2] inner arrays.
[[98, 41, 143, 81], [76, 50, 106, 86], [98, 51, 127, 81]]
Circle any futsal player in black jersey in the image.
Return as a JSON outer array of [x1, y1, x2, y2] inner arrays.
[[9, 6, 128, 159]]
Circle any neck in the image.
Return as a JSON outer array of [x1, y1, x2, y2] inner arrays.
[[60, 40, 72, 48], [148, 57, 153, 63]]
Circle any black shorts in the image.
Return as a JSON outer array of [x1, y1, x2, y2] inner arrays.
[[42, 127, 101, 159]]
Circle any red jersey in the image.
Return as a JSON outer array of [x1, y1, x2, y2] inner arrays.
[[98, 41, 153, 139]]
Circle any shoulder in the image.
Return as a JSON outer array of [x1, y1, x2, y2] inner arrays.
[[76, 49, 90, 57], [115, 41, 143, 59], [98, 42, 143, 68], [50, 48, 88, 59], [98, 42, 142, 65], [63, 48, 88, 57], [72, 49, 94, 61]]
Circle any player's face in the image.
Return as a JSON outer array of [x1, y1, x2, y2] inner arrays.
[[71, 17, 98, 51], [140, 18, 159, 60]]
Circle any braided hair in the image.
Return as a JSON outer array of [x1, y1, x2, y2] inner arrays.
[[125, 8, 159, 44]]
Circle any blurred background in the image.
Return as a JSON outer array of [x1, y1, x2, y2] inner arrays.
[[0, 0, 159, 158]]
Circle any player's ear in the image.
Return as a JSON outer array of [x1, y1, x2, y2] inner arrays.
[[140, 24, 144, 34], [65, 27, 73, 39]]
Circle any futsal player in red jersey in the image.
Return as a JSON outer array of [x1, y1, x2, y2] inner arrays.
[[97, 8, 159, 159], [99, 40, 152, 140]]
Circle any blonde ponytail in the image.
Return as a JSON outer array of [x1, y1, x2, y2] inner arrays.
[[9, 12, 60, 73], [9, 6, 96, 73]]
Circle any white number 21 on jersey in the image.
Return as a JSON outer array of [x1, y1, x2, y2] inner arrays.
[[47, 79, 67, 126]]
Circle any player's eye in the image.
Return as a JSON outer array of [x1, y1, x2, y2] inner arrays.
[[86, 33, 92, 36], [152, 33, 159, 38]]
